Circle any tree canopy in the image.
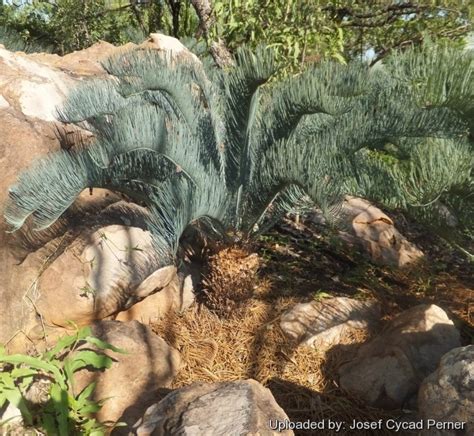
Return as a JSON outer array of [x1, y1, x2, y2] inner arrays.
[[0, 1, 472, 69]]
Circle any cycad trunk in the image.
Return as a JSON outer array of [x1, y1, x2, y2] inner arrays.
[[201, 244, 260, 316]]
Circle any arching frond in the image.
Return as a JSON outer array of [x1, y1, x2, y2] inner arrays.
[[5, 41, 473, 263], [218, 46, 278, 186], [385, 43, 474, 128]]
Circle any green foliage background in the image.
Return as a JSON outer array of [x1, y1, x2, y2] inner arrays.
[[0, 0, 144, 53], [0, 1, 472, 68], [210, 0, 472, 70]]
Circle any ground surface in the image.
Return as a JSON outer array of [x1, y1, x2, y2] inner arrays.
[[152, 213, 473, 436]]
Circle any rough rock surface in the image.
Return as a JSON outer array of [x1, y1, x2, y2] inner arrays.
[[280, 297, 381, 347], [147, 33, 200, 63], [73, 320, 180, 429], [344, 197, 424, 267], [36, 225, 176, 326], [0, 403, 23, 431], [28, 41, 134, 76], [0, 34, 199, 349], [418, 345, 474, 435], [309, 196, 424, 267], [338, 304, 461, 409], [131, 379, 293, 436], [0, 45, 73, 121], [115, 266, 196, 324]]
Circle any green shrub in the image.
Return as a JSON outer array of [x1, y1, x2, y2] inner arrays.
[[0, 326, 126, 435]]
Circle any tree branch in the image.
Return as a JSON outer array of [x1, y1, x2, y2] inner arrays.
[[189, 0, 214, 37], [370, 35, 424, 66], [190, 0, 233, 68], [324, 2, 430, 21], [328, 2, 464, 29], [166, 0, 181, 37], [130, 0, 147, 34], [369, 22, 471, 66]]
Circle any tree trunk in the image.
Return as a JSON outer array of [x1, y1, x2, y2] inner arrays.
[[190, 0, 233, 68]]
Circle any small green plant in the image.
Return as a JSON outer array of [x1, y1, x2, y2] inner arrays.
[[313, 290, 332, 301], [414, 276, 434, 296], [79, 282, 98, 299], [0, 326, 126, 435]]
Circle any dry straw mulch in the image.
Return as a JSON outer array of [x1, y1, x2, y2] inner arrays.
[[152, 279, 397, 436], [152, 219, 473, 435]]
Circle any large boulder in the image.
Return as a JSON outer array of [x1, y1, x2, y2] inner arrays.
[[28, 40, 134, 76], [418, 345, 474, 435], [338, 304, 461, 409], [73, 320, 181, 429], [280, 297, 380, 347], [0, 45, 74, 121], [35, 225, 176, 326], [308, 196, 424, 267], [0, 34, 200, 349], [115, 267, 196, 324], [0, 41, 125, 349], [0, 46, 65, 347], [147, 33, 200, 64], [131, 379, 293, 435]]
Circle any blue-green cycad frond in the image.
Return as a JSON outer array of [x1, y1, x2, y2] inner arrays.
[[4, 42, 473, 264], [439, 180, 474, 237], [392, 138, 472, 208], [146, 171, 232, 263], [247, 186, 314, 236], [5, 150, 99, 231], [102, 49, 226, 175], [89, 104, 167, 164], [257, 62, 367, 151], [390, 138, 473, 236], [57, 78, 131, 124], [103, 50, 205, 129], [247, 134, 345, 235], [341, 149, 405, 210], [347, 136, 473, 240], [5, 145, 175, 233], [219, 46, 278, 183], [386, 43, 474, 125]]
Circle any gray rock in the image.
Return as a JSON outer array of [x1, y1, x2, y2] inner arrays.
[[73, 320, 181, 428], [343, 197, 424, 267], [131, 379, 293, 436], [0, 403, 23, 429], [338, 304, 461, 409], [418, 345, 474, 436], [280, 297, 381, 347]]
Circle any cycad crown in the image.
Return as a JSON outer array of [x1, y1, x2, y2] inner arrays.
[[5, 43, 473, 264]]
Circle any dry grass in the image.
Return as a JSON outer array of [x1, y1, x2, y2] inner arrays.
[[152, 218, 473, 435], [152, 278, 397, 436]]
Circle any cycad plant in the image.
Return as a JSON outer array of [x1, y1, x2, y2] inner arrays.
[[4, 42, 473, 268]]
